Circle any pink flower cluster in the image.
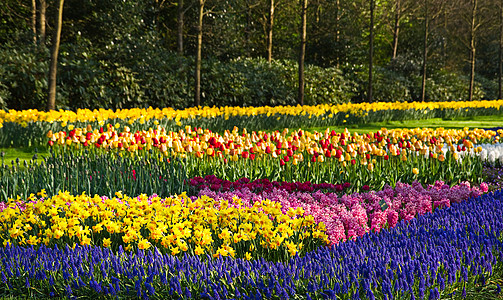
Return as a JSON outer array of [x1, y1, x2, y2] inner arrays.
[[189, 175, 351, 194], [195, 181, 489, 245]]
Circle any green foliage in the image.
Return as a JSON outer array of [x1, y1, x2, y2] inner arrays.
[[416, 70, 485, 102], [304, 64, 357, 105], [0, 68, 9, 110], [201, 57, 355, 107], [0, 0, 499, 110], [350, 66, 413, 103], [0, 44, 49, 110], [60, 55, 145, 110], [0, 150, 187, 202], [476, 75, 499, 101]]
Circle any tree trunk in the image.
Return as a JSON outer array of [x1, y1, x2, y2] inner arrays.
[[38, 0, 46, 47], [245, 1, 251, 52], [391, 0, 400, 60], [468, 0, 477, 102], [47, 0, 64, 111], [194, 0, 204, 107], [177, 0, 184, 56], [335, 0, 340, 67], [298, 0, 308, 106], [266, 0, 275, 63], [499, 0, 503, 99], [421, 0, 429, 102], [31, 0, 37, 44], [368, 0, 374, 102]]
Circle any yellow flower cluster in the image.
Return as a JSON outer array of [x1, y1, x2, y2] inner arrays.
[[0, 191, 329, 260], [47, 123, 501, 165], [1, 100, 503, 127]]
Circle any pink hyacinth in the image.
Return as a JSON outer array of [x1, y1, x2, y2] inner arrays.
[[196, 180, 489, 245]]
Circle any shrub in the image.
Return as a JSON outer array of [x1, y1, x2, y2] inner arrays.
[[350, 66, 413, 103], [411, 70, 485, 102]]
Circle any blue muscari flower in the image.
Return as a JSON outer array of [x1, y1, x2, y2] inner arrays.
[[437, 272, 445, 290], [78, 276, 85, 288], [71, 265, 78, 278], [222, 284, 229, 298], [462, 285, 466, 298], [93, 279, 103, 293], [254, 290, 262, 300], [185, 287, 192, 299], [287, 284, 296, 297], [428, 288, 439, 300], [65, 284, 73, 297], [63, 269, 70, 281], [145, 282, 155, 295], [242, 294, 251, 300], [418, 285, 425, 300], [352, 290, 360, 299], [264, 286, 272, 298], [135, 279, 142, 298], [101, 261, 107, 279], [410, 290, 416, 300], [72, 279, 79, 290], [334, 282, 340, 293], [108, 283, 117, 296], [322, 289, 336, 299], [160, 271, 167, 285], [25, 277, 30, 288]]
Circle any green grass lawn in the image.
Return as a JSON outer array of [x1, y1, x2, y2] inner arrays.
[[0, 146, 49, 167], [307, 114, 503, 134]]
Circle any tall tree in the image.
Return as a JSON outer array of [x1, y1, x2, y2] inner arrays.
[[467, 0, 478, 101], [194, 0, 205, 107], [38, 0, 46, 47], [419, 0, 445, 101], [389, 0, 413, 60], [266, 0, 275, 62], [468, 0, 480, 101], [47, 0, 64, 111], [391, 0, 401, 59], [298, 0, 308, 105], [368, 0, 375, 102], [31, 0, 36, 43], [421, 0, 429, 102], [334, 0, 340, 66], [177, 0, 185, 55]]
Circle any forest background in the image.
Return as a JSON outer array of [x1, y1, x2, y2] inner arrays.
[[0, 0, 500, 111]]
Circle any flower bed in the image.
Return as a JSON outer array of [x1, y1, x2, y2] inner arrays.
[[0, 114, 502, 299], [2, 100, 503, 147], [193, 179, 488, 244], [0, 192, 328, 261], [44, 125, 501, 190], [0, 190, 501, 299]]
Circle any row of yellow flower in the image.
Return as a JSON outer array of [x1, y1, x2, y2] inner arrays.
[[47, 124, 501, 165], [0, 191, 329, 260], [2, 100, 503, 127]]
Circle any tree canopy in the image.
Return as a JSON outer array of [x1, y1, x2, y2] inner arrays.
[[0, 0, 500, 110]]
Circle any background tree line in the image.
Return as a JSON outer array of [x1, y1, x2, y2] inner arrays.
[[0, 0, 501, 111]]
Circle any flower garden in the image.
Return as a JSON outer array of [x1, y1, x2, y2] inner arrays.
[[0, 101, 502, 299]]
